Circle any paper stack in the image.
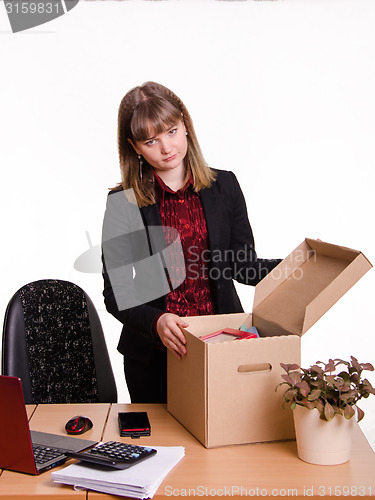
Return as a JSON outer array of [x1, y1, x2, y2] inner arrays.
[[52, 446, 185, 499]]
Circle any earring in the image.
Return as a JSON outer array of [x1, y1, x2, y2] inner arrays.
[[185, 131, 188, 136], [138, 155, 143, 182]]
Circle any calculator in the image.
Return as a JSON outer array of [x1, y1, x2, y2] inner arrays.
[[66, 441, 157, 469]]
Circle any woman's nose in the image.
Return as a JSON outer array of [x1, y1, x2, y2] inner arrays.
[[160, 138, 172, 154]]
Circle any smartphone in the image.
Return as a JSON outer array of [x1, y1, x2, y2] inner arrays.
[[118, 411, 151, 438]]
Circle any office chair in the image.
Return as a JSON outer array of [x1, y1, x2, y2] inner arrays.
[[1, 279, 117, 404]]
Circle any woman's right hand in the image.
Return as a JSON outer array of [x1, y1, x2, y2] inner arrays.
[[156, 313, 189, 360]]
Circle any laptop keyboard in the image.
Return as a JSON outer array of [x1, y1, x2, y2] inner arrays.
[[33, 445, 64, 465]]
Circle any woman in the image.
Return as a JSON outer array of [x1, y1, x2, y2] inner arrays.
[[102, 81, 281, 403]]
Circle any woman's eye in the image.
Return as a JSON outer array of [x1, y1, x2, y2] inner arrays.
[[145, 139, 156, 146], [169, 128, 177, 136]]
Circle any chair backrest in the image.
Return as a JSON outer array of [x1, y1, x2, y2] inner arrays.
[[1, 279, 117, 404]]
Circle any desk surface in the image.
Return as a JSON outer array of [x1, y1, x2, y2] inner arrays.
[[0, 403, 374, 500]]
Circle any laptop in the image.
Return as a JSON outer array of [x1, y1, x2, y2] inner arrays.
[[0, 375, 98, 475]]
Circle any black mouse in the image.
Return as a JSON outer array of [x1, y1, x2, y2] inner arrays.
[[65, 415, 93, 435]]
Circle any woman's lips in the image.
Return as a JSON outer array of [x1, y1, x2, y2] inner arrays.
[[164, 154, 176, 162]]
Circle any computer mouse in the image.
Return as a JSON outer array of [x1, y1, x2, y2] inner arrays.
[[65, 415, 93, 435]]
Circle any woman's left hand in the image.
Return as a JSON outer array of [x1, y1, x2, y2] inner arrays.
[[156, 313, 189, 360]]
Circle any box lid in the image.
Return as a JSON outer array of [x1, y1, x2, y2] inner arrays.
[[252, 238, 372, 337]]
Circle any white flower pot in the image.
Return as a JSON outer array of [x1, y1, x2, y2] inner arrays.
[[293, 405, 355, 465]]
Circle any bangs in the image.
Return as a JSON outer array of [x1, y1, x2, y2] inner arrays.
[[130, 97, 181, 142]]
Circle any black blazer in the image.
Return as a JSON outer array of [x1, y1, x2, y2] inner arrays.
[[102, 169, 280, 364]]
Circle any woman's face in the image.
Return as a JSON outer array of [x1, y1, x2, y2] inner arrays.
[[130, 119, 188, 175]]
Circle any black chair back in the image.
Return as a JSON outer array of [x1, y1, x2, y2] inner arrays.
[[2, 279, 117, 404]]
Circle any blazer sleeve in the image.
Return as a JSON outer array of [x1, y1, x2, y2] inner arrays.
[[101, 189, 164, 342]]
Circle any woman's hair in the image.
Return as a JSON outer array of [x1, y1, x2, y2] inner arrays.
[[117, 81, 216, 207]]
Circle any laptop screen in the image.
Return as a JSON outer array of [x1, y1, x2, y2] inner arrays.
[[0, 376, 98, 475], [0, 375, 38, 474]]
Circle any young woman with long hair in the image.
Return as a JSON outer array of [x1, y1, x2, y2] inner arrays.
[[102, 81, 280, 403]]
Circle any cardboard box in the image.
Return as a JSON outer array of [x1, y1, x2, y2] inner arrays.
[[167, 239, 372, 448]]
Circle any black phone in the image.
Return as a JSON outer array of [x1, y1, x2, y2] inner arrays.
[[118, 411, 151, 438]]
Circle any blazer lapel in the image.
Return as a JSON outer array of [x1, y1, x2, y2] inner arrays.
[[140, 203, 165, 255], [199, 186, 221, 252], [141, 203, 162, 228]]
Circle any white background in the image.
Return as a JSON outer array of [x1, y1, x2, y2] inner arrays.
[[0, 0, 374, 450]]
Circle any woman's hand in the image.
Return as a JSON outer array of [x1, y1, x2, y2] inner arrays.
[[156, 313, 189, 360]]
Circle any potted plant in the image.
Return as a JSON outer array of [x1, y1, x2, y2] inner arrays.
[[277, 356, 375, 465]]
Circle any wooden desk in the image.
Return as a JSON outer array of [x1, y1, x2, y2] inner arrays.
[[0, 403, 374, 499], [0, 403, 110, 500]]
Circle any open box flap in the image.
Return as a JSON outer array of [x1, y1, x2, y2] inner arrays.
[[302, 250, 372, 333], [253, 240, 313, 311], [253, 238, 372, 337]]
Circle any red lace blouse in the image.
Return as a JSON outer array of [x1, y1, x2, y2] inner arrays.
[[154, 173, 215, 317]]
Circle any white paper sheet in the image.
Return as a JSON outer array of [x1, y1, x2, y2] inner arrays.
[[52, 446, 185, 499]]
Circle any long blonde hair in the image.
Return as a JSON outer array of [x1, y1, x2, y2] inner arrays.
[[117, 81, 216, 207]]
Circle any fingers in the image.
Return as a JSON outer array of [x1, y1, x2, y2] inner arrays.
[[163, 321, 186, 359], [156, 313, 189, 359]]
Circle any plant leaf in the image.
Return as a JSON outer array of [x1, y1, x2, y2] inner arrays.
[[281, 374, 293, 384], [283, 388, 297, 401], [289, 372, 302, 386], [325, 359, 336, 372], [339, 381, 351, 392], [288, 363, 300, 371], [311, 364, 324, 376], [280, 362, 300, 373], [296, 380, 310, 397], [350, 356, 362, 374], [361, 363, 374, 372], [307, 389, 321, 401], [350, 373, 360, 383], [324, 402, 335, 421], [301, 401, 315, 410], [280, 363, 289, 373], [315, 399, 324, 414], [337, 371, 350, 382], [356, 406, 365, 422], [362, 379, 375, 394], [343, 405, 355, 420]]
